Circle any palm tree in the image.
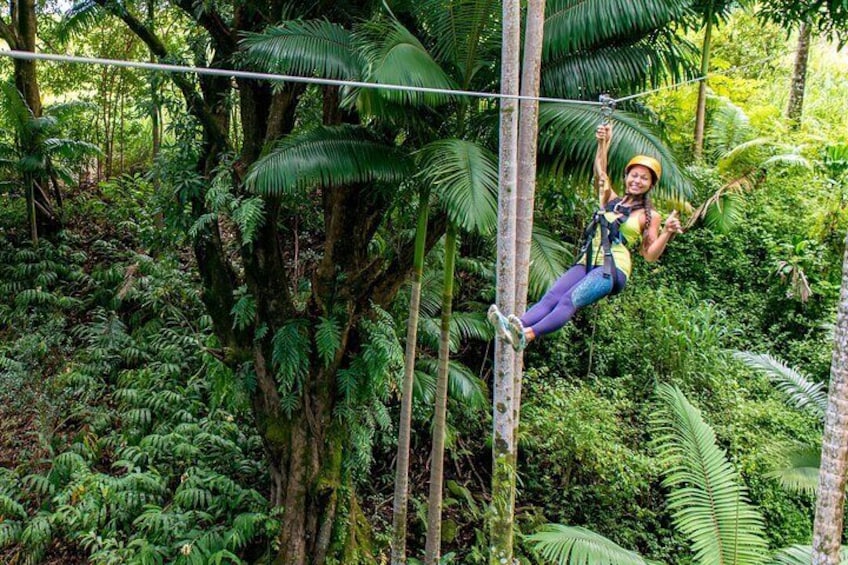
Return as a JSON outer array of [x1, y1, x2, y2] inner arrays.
[[0, 86, 101, 243]]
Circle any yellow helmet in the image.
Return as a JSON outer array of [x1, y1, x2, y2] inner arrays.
[[625, 155, 662, 185]]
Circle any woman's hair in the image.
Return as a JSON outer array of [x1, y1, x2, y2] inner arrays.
[[627, 193, 653, 236]]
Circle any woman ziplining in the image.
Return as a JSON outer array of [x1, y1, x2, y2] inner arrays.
[[489, 122, 683, 350]]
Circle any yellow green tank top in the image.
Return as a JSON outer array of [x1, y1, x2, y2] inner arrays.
[[580, 211, 643, 278]]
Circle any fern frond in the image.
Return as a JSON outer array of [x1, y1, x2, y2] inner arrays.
[[527, 524, 651, 565], [765, 445, 821, 495], [315, 316, 342, 367], [652, 384, 769, 565], [772, 545, 848, 564], [732, 350, 827, 419]]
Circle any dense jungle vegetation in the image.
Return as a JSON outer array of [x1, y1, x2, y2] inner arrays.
[[0, 0, 847, 563]]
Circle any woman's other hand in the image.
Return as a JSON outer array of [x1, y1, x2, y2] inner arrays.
[[663, 210, 682, 235]]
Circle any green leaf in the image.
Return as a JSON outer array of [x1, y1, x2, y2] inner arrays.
[[415, 357, 487, 410], [411, 0, 501, 86], [240, 19, 363, 80], [544, 0, 693, 57], [529, 224, 571, 301], [245, 125, 412, 197], [417, 139, 497, 234], [527, 524, 652, 565], [356, 17, 457, 108], [315, 316, 342, 367], [652, 384, 769, 565], [543, 31, 698, 99], [539, 103, 693, 201], [771, 545, 848, 565], [732, 351, 827, 419], [765, 446, 821, 495]]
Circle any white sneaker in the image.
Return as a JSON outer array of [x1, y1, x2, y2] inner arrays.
[[487, 304, 514, 347], [507, 315, 527, 351]]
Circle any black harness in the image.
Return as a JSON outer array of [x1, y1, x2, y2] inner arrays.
[[578, 198, 632, 283]]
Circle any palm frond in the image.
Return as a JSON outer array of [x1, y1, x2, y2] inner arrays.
[[703, 191, 745, 233], [527, 524, 652, 565], [732, 351, 827, 419], [544, 0, 692, 58], [765, 445, 821, 495], [538, 103, 693, 201], [42, 138, 103, 159], [415, 357, 487, 409], [705, 99, 753, 163], [54, 0, 102, 43], [542, 32, 698, 100], [529, 225, 571, 301], [240, 20, 363, 79], [652, 384, 769, 565], [417, 139, 497, 234], [760, 153, 812, 170], [450, 311, 491, 343], [355, 18, 457, 108], [715, 138, 771, 176], [0, 82, 33, 135], [412, 0, 501, 86], [771, 545, 848, 565], [245, 125, 412, 196]]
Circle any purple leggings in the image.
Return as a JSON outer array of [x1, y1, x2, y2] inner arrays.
[[520, 264, 627, 338]]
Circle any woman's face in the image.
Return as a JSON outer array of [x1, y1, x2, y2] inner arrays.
[[624, 165, 654, 195]]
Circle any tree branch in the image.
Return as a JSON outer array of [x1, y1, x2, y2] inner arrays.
[[92, 0, 230, 148]]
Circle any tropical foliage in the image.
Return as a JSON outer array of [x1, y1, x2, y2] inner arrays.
[[0, 0, 846, 564]]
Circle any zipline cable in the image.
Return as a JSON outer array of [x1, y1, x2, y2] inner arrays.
[[0, 49, 602, 106], [0, 47, 797, 109], [612, 48, 796, 104]]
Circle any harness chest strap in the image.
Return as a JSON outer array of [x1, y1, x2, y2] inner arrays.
[[579, 200, 630, 279]]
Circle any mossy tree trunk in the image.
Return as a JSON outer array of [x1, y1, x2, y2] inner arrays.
[[693, 14, 713, 161], [786, 21, 811, 129], [491, 0, 520, 560]]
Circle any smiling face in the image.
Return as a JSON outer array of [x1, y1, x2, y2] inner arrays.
[[624, 164, 655, 196]]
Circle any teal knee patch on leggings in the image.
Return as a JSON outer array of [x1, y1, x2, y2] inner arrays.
[[571, 272, 614, 308]]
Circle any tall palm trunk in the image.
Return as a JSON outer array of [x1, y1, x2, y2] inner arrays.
[[513, 0, 545, 427], [693, 15, 714, 161], [812, 231, 848, 564], [786, 22, 811, 129], [392, 187, 431, 565], [424, 223, 458, 564], [491, 0, 520, 559]]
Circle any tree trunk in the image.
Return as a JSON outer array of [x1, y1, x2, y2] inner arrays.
[[786, 21, 811, 130], [11, 0, 59, 240], [693, 17, 713, 161], [424, 223, 458, 564], [513, 0, 545, 428], [392, 187, 431, 565], [812, 231, 848, 564], [490, 0, 520, 560]]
